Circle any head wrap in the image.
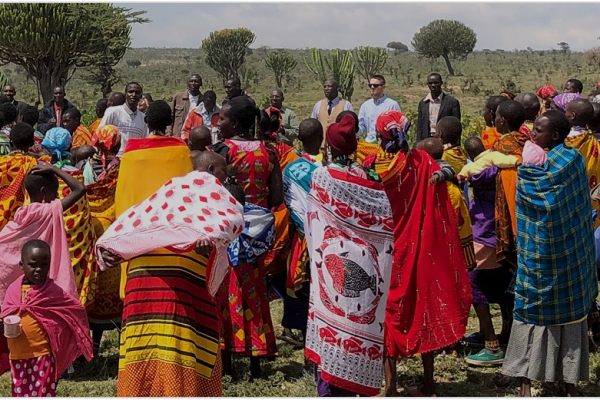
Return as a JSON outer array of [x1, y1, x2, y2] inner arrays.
[[92, 125, 121, 168], [42, 127, 72, 161], [552, 92, 582, 111], [536, 85, 557, 99], [326, 114, 357, 155], [263, 107, 282, 140], [375, 110, 411, 153]]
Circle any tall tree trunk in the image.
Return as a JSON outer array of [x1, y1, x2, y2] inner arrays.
[[275, 74, 282, 89], [38, 74, 53, 103], [442, 53, 455, 76]]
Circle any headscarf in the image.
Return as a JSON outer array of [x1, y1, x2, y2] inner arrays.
[[375, 110, 411, 153], [537, 85, 557, 99], [91, 125, 121, 168], [263, 107, 282, 140], [42, 127, 71, 162], [552, 92, 582, 111], [326, 114, 357, 155]]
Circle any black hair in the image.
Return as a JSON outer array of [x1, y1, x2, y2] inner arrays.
[[142, 93, 154, 103], [370, 74, 386, 85], [485, 95, 509, 112], [125, 82, 143, 92], [21, 106, 39, 127], [10, 122, 34, 151], [427, 73, 442, 82], [0, 95, 9, 104], [417, 137, 444, 160], [0, 111, 5, 128], [0, 102, 18, 125], [226, 77, 241, 87], [63, 107, 81, 121], [437, 116, 462, 144], [97, 98, 108, 107], [464, 136, 485, 161], [566, 78, 583, 94], [109, 92, 126, 106], [514, 93, 541, 120], [542, 110, 571, 141], [589, 103, 600, 132], [24, 171, 58, 199], [145, 100, 172, 132], [567, 98, 594, 126], [22, 239, 51, 258], [298, 118, 324, 146], [336, 110, 359, 134], [227, 96, 259, 131], [258, 109, 281, 138], [496, 100, 526, 131], [192, 149, 224, 170], [203, 90, 217, 101]]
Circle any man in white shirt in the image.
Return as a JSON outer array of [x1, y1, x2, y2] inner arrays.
[[310, 79, 354, 151], [99, 82, 148, 156], [357, 75, 401, 143]]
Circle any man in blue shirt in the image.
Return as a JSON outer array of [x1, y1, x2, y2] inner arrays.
[[358, 75, 401, 143]]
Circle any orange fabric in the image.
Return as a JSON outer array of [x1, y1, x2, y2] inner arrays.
[[481, 126, 502, 150], [182, 109, 220, 139], [355, 142, 396, 175], [71, 125, 92, 149], [89, 119, 101, 136], [262, 204, 292, 276], [500, 168, 518, 236], [7, 286, 51, 360], [0, 154, 38, 230], [274, 142, 300, 171]]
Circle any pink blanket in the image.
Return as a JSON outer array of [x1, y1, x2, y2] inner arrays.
[[95, 171, 245, 296], [0, 200, 78, 303], [0, 277, 93, 378]]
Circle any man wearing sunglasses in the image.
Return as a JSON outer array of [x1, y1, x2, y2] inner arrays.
[[416, 73, 461, 142], [357, 75, 401, 143]]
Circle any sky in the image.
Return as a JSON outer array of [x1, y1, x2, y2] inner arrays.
[[118, 2, 600, 52]]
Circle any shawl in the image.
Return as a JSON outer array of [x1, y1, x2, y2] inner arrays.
[[515, 143, 597, 325], [446, 182, 476, 269], [356, 141, 396, 175], [95, 170, 245, 297], [0, 200, 78, 303], [0, 277, 93, 378], [481, 126, 502, 150], [552, 92, 582, 111], [261, 203, 292, 276], [0, 153, 38, 230], [283, 157, 319, 235], [536, 85, 557, 99], [88, 118, 101, 136], [227, 203, 275, 266], [380, 149, 472, 358], [274, 142, 300, 171], [71, 125, 92, 149], [442, 145, 468, 175], [304, 166, 393, 396]]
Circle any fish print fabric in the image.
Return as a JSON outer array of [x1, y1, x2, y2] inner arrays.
[[304, 165, 394, 396]]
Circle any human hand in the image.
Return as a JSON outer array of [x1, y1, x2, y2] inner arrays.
[[429, 173, 441, 185], [100, 249, 123, 268], [28, 164, 59, 176], [48, 118, 57, 127], [194, 239, 213, 256]]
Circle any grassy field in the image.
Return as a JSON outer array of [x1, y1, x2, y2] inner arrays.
[[1, 300, 599, 397]]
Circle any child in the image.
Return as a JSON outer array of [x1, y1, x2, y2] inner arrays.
[[415, 137, 456, 184], [435, 116, 468, 175], [188, 125, 212, 153], [191, 150, 228, 184], [481, 96, 509, 149], [0, 239, 93, 397], [457, 136, 521, 183]]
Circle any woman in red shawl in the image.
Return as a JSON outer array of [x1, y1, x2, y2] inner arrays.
[[376, 111, 472, 396]]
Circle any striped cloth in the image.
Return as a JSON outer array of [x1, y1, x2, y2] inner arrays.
[[515, 143, 598, 326]]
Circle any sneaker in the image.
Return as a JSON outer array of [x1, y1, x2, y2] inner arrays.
[[466, 349, 505, 366], [461, 332, 485, 348]]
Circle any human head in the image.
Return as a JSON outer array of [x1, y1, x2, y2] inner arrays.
[[0, 102, 18, 126], [224, 77, 242, 99], [107, 92, 125, 107], [71, 145, 97, 164], [426, 73, 443, 98], [20, 239, 51, 285], [536, 85, 559, 108], [53, 86, 65, 105], [24, 169, 59, 203], [138, 93, 153, 113], [589, 102, 600, 133], [92, 125, 121, 167], [494, 100, 526, 134], [326, 114, 357, 158], [188, 73, 202, 95], [514, 93, 541, 121], [218, 96, 257, 139], [565, 98, 594, 128], [203, 91, 217, 112], [588, 89, 600, 104], [125, 82, 143, 112], [144, 100, 172, 133], [483, 96, 509, 127], [269, 89, 284, 110], [191, 151, 227, 183], [464, 136, 486, 161], [416, 137, 444, 160], [298, 118, 323, 155], [564, 78, 583, 94], [323, 79, 339, 101], [95, 98, 108, 119], [551, 92, 582, 112], [21, 106, 39, 128], [532, 110, 570, 150], [62, 108, 81, 134], [369, 75, 386, 100], [2, 84, 15, 102], [9, 122, 34, 152], [375, 110, 411, 154], [189, 125, 212, 151], [42, 127, 72, 161], [335, 110, 359, 134], [434, 116, 462, 145], [258, 107, 282, 141]]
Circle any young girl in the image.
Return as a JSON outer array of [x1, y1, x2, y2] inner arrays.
[[1, 239, 93, 397]]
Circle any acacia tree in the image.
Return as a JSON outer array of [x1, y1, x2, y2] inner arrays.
[[354, 46, 389, 83], [201, 28, 256, 83], [386, 41, 409, 54], [265, 51, 297, 88], [412, 19, 477, 76], [0, 4, 147, 102]]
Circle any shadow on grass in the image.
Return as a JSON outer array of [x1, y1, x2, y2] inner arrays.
[[67, 353, 119, 382]]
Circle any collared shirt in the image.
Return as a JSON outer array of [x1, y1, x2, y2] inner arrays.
[[99, 104, 148, 157], [358, 95, 401, 143], [189, 92, 201, 110], [425, 92, 444, 134], [310, 97, 353, 119]]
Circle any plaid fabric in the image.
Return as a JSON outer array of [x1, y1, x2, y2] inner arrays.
[[515, 143, 598, 325]]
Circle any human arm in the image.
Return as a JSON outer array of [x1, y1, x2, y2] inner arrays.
[[345, 101, 354, 112], [194, 239, 214, 257], [357, 104, 367, 135], [29, 165, 87, 212], [98, 249, 124, 269], [392, 100, 401, 112], [485, 152, 521, 169], [430, 160, 455, 184], [451, 98, 461, 121], [416, 101, 424, 140], [285, 110, 299, 140], [181, 109, 197, 140], [310, 102, 319, 119]]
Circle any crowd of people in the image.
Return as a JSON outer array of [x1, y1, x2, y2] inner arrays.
[[0, 71, 598, 398]]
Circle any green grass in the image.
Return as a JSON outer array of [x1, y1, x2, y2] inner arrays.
[[1, 300, 599, 396]]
